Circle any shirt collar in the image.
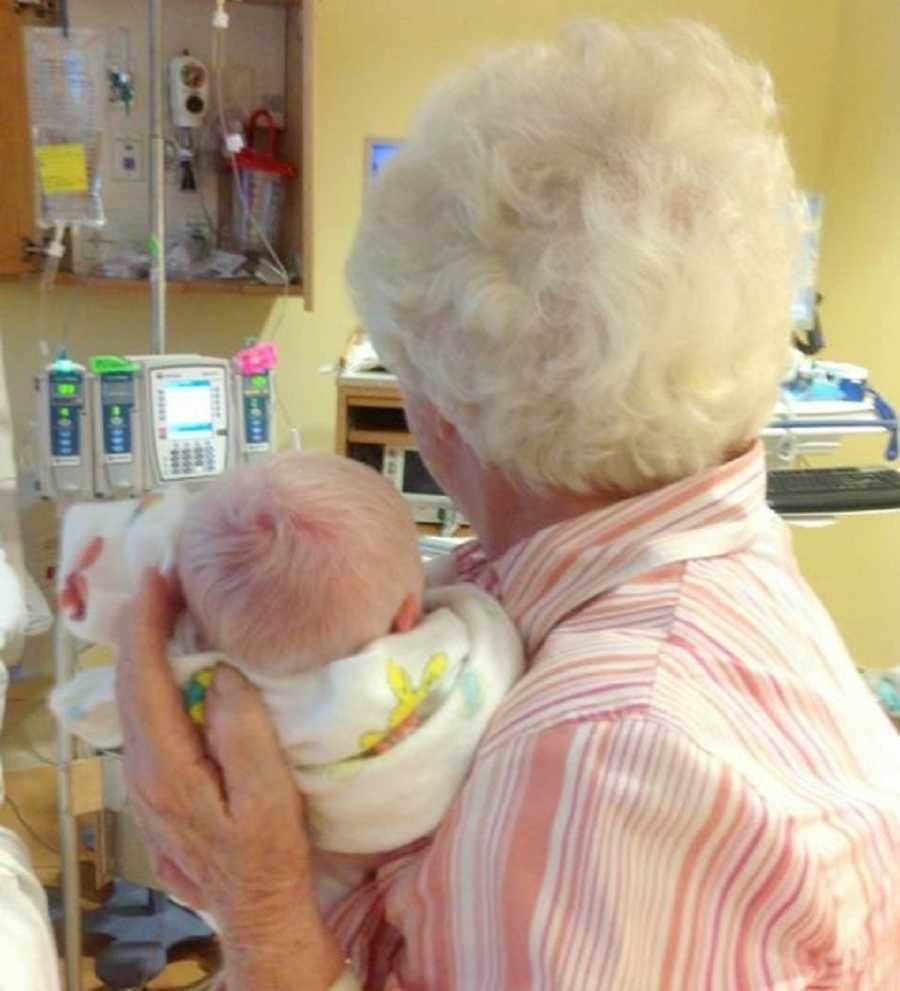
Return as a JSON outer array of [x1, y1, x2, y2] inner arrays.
[[463, 442, 772, 659]]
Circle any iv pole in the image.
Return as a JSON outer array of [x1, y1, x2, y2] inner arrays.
[[149, 0, 167, 355], [56, 607, 81, 991], [57, 2, 168, 988]]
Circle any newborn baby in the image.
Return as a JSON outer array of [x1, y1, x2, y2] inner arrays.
[[51, 451, 523, 908]]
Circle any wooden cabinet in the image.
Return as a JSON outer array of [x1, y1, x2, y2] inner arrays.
[[335, 374, 411, 456], [0, 0, 315, 308], [0, 0, 46, 277], [335, 373, 471, 537]]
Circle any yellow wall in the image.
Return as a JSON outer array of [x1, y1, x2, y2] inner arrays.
[[11, 0, 900, 667], [789, 0, 900, 666]]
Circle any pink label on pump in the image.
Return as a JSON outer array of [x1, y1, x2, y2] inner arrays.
[[236, 342, 278, 375]]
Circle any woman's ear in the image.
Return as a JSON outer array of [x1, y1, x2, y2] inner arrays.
[[391, 593, 422, 634], [435, 412, 458, 443]]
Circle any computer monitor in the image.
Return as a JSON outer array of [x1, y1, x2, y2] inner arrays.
[[791, 192, 824, 332], [365, 137, 402, 185]]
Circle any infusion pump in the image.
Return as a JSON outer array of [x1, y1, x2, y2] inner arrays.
[[36, 348, 278, 502]]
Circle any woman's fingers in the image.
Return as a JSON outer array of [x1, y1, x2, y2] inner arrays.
[[205, 666, 297, 815], [116, 569, 199, 760], [114, 572, 317, 936]]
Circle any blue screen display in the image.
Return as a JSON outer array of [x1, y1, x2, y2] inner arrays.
[[368, 140, 401, 180], [164, 378, 213, 436]]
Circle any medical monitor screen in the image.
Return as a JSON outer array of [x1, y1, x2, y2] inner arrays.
[[164, 378, 214, 437], [402, 450, 443, 496], [366, 139, 402, 182], [791, 192, 824, 330]]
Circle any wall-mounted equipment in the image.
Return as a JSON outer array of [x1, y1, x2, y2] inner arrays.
[[35, 352, 261, 500], [169, 53, 209, 128]]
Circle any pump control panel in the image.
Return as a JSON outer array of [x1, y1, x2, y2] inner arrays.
[[36, 357, 93, 500], [233, 341, 278, 462], [241, 372, 273, 448], [147, 361, 231, 483], [90, 355, 142, 497]]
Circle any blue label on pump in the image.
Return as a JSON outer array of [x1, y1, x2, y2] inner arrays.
[[49, 369, 83, 460], [99, 372, 135, 459]]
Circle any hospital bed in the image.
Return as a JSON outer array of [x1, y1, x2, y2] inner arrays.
[[0, 334, 62, 990]]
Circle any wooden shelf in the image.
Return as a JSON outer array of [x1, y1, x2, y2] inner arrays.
[[2, 272, 302, 297], [417, 522, 474, 538], [348, 428, 414, 447]]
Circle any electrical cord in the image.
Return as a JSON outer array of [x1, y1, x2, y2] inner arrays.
[[14, 697, 59, 768], [190, 128, 220, 246], [3, 793, 60, 857]]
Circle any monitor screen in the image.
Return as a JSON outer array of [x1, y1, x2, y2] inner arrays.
[[164, 378, 214, 437], [367, 139, 401, 182], [402, 449, 444, 496], [791, 192, 824, 330]]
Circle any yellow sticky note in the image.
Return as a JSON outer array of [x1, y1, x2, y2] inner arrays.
[[35, 143, 89, 195]]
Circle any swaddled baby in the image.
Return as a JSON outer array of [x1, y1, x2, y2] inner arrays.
[[51, 451, 523, 909]]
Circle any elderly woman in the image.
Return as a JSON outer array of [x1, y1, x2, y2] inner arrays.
[[117, 20, 900, 990]]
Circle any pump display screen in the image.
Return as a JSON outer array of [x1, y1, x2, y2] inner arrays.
[[163, 378, 214, 436], [55, 382, 77, 397]]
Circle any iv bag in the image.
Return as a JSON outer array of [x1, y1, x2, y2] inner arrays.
[[25, 28, 106, 229]]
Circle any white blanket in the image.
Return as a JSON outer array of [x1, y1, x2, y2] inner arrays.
[[0, 550, 27, 669], [0, 828, 61, 991], [51, 490, 524, 855]]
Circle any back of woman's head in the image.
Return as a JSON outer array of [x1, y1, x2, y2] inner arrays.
[[347, 20, 803, 495], [177, 451, 423, 674]]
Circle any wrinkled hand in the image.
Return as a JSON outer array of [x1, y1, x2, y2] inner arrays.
[[115, 571, 344, 988]]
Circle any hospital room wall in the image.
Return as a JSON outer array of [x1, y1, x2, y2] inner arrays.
[[790, 0, 900, 667], [0, 0, 839, 453], [310, 0, 900, 668], [8, 0, 899, 666]]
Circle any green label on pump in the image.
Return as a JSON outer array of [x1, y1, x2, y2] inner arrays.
[[89, 355, 140, 375]]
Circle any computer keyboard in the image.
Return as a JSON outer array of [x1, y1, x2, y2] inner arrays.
[[766, 466, 900, 514]]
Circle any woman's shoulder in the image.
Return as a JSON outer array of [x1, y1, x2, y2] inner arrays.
[[478, 625, 667, 755]]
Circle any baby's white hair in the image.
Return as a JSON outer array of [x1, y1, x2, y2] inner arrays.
[[177, 452, 423, 675], [347, 20, 804, 494]]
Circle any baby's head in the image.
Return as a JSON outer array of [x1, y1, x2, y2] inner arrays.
[[177, 451, 424, 675]]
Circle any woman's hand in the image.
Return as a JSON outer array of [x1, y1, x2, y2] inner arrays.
[[115, 570, 345, 989]]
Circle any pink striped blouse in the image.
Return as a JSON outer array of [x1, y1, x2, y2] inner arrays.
[[328, 443, 900, 989]]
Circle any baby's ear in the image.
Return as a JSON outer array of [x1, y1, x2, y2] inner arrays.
[[391, 593, 421, 634]]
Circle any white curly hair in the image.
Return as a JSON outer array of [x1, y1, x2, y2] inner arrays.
[[347, 19, 803, 495]]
